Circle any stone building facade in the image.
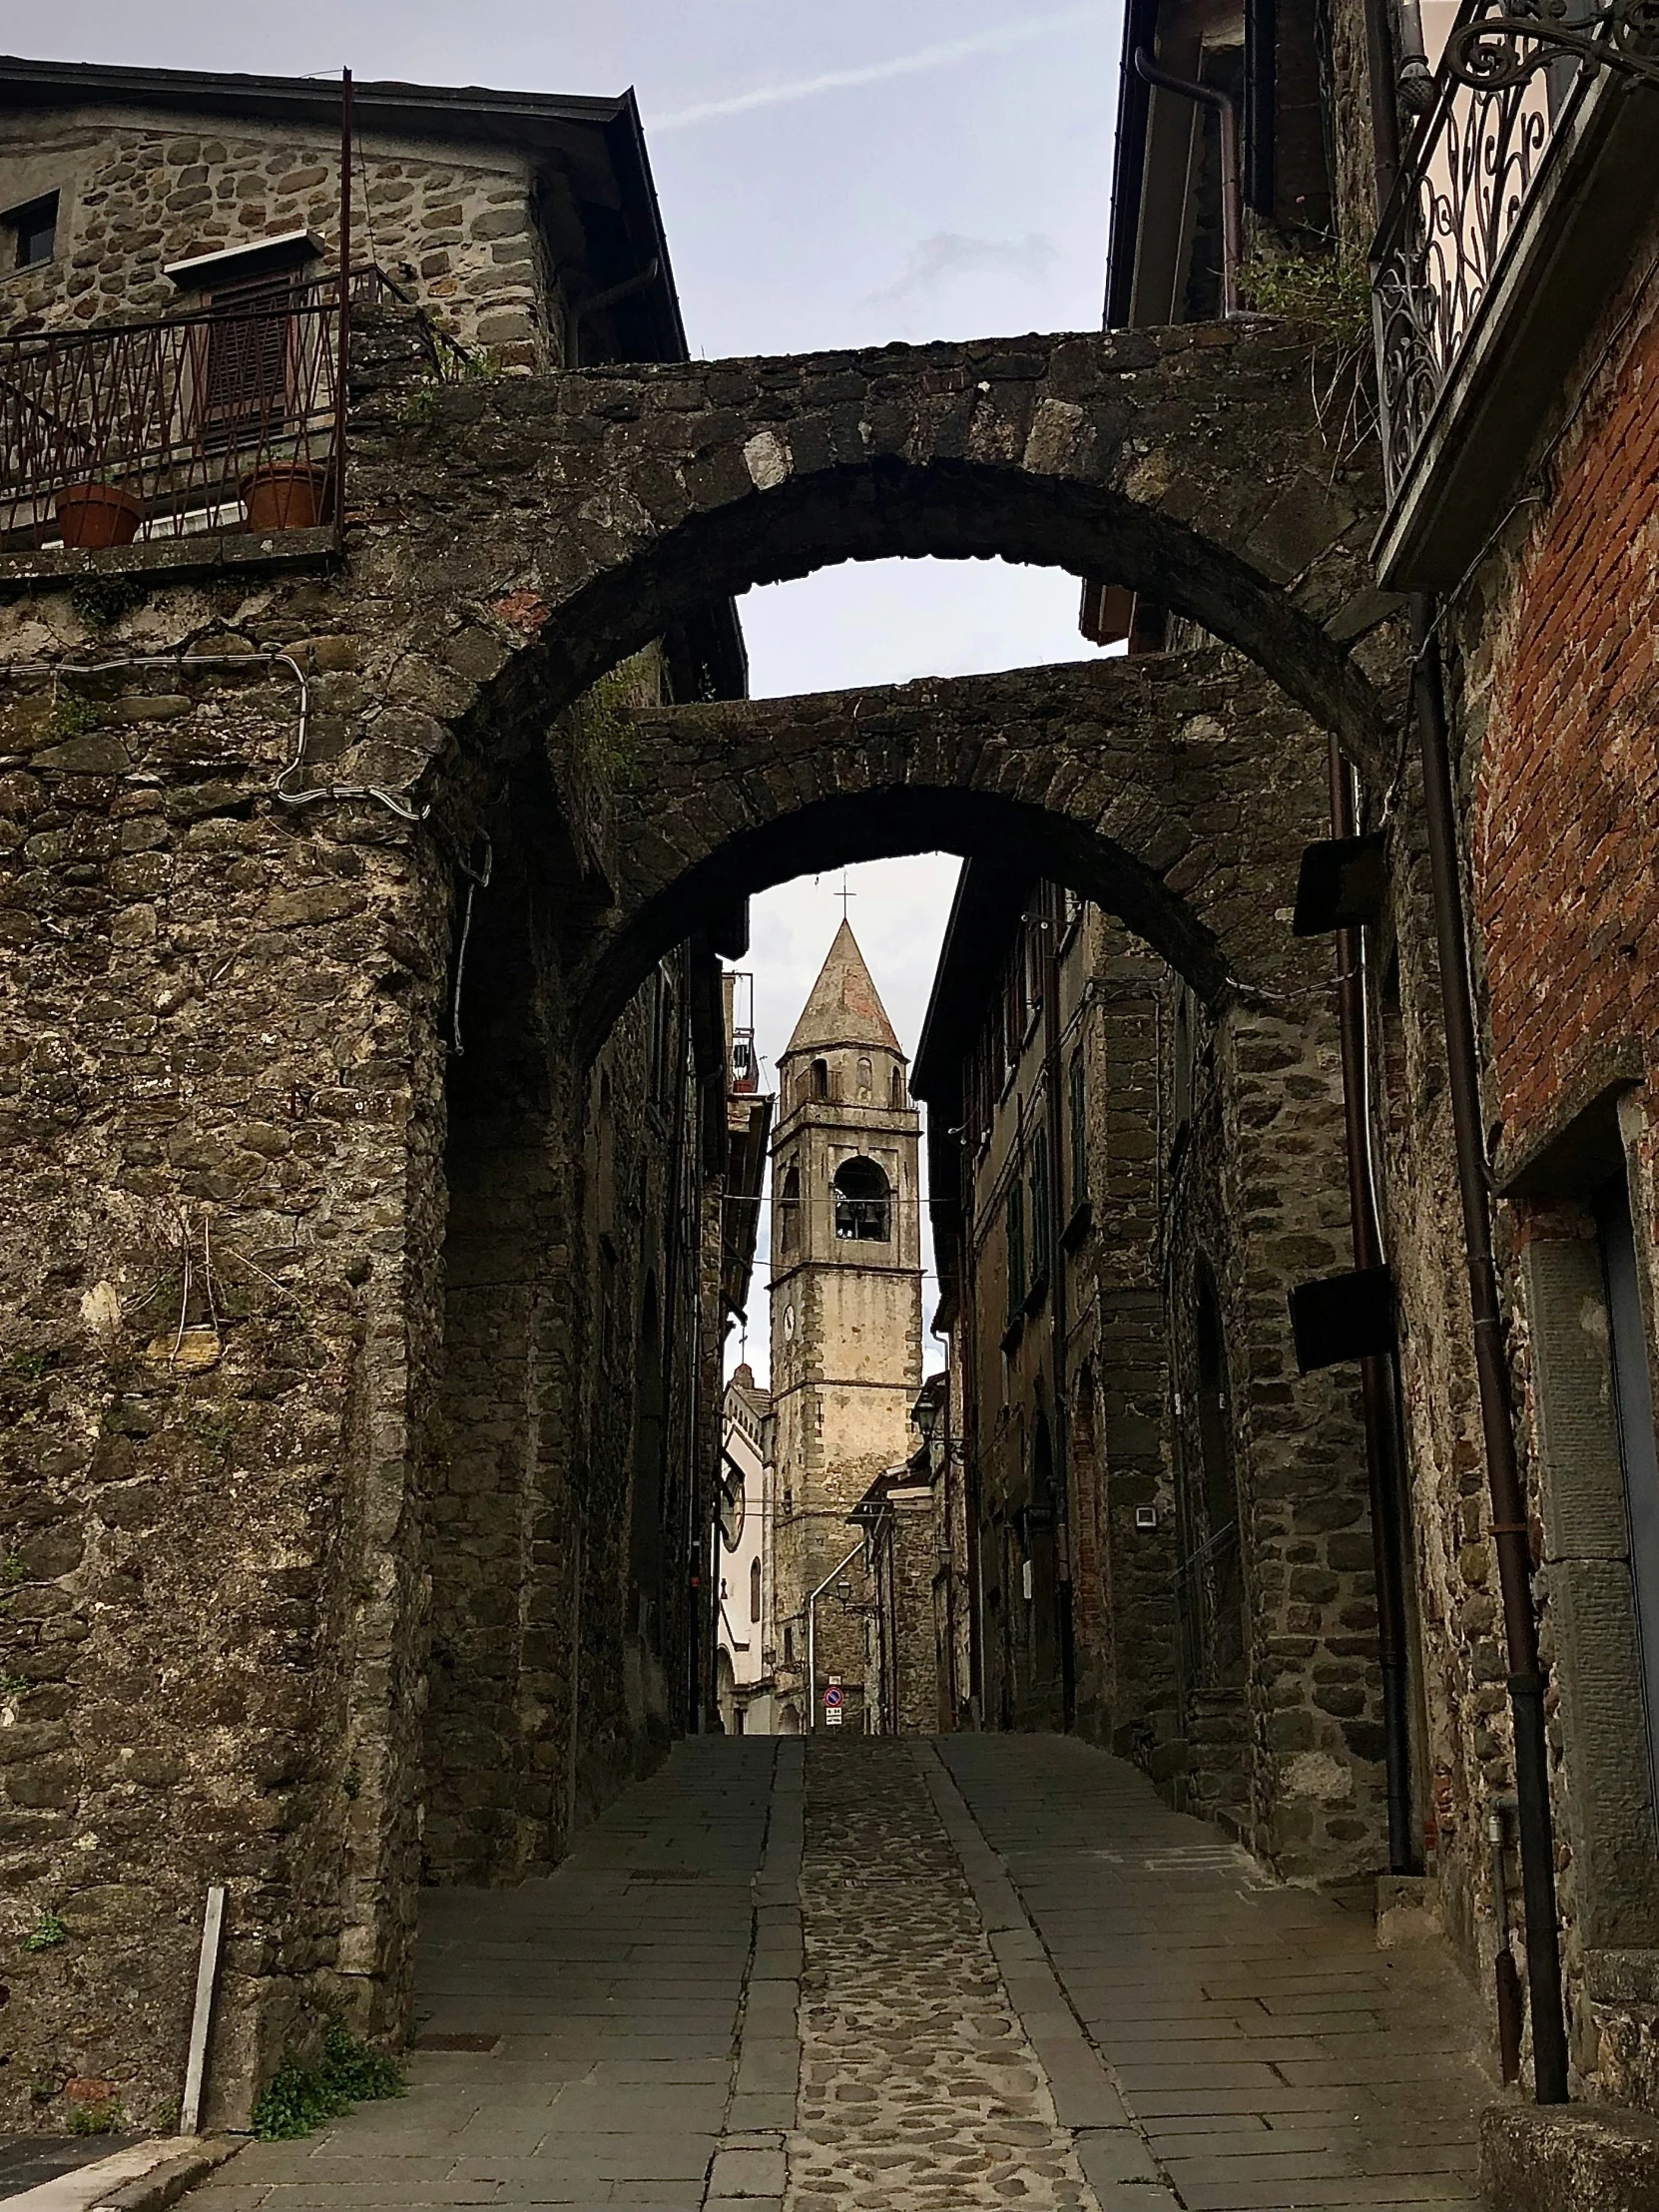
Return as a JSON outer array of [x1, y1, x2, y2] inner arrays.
[[765, 923, 923, 1736], [916, 854, 1389, 1880], [0, 58, 686, 366], [716, 1364, 775, 1736]]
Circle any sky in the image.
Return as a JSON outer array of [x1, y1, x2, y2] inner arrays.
[[22, 0, 1126, 1371]]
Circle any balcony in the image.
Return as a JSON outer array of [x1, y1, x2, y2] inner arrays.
[[0, 266, 456, 577], [1371, 0, 1659, 585]]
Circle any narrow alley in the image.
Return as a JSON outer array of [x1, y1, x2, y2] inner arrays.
[[184, 1737, 1492, 2212]]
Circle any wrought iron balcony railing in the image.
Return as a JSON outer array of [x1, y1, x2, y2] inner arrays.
[[0, 265, 451, 554], [1371, 0, 1653, 502]]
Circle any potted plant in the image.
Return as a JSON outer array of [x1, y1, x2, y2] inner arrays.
[[241, 461, 334, 532], [56, 482, 143, 549]]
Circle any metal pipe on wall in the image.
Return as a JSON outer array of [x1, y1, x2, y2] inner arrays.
[[1327, 739, 1417, 1875], [1133, 50, 1243, 317], [1409, 594, 1569, 2103]]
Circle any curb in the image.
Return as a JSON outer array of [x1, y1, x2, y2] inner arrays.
[[7, 2134, 243, 2212]]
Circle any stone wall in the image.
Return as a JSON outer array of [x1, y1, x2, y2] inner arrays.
[[0, 105, 555, 361], [0, 323, 727, 2131]]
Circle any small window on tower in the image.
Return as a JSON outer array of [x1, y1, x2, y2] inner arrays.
[[6, 193, 59, 270], [890, 1066, 905, 1108], [833, 1156, 890, 1242], [780, 1162, 801, 1256], [856, 1055, 872, 1099], [811, 1058, 830, 1101], [750, 1556, 762, 1622]]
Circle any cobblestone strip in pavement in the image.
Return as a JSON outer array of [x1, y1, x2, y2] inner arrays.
[[937, 1734, 1495, 2212], [183, 1737, 779, 2211], [785, 1736, 1102, 2212]]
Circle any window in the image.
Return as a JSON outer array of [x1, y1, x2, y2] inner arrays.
[[890, 1065, 905, 1108], [856, 1055, 872, 1100], [1068, 1052, 1088, 1212], [779, 1161, 801, 1257], [1029, 1129, 1052, 1289], [6, 193, 58, 271], [750, 1557, 762, 1623], [649, 966, 677, 1102], [1597, 1176, 1659, 1799], [833, 1156, 890, 1241], [811, 1057, 829, 1101], [784, 1622, 795, 1665], [1005, 1179, 1026, 1321]]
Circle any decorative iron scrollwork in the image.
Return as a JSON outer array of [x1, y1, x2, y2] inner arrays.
[[1444, 0, 1659, 86], [1371, 0, 1659, 500]]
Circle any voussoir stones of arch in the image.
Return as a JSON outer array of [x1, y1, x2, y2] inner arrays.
[[571, 647, 1333, 1052], [347, 317, 1389, 789]]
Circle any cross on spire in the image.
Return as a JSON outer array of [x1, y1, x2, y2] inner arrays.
[[835, 871, 855, 922]]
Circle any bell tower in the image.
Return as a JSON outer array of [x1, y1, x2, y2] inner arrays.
[[768, 921, 923, 1733]]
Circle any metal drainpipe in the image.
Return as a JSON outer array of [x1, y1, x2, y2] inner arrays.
[[1409, 594, 1569, 2102], [1040, 904, 1078, 1731], [1133, 50, 1243, 317], [1328, 739, 1417, 1874]]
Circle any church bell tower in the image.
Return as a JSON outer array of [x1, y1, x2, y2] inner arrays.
[[768, 921, 923, 1733]]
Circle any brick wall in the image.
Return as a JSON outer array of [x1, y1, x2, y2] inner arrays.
[[1474, 302, 1659, 1170]]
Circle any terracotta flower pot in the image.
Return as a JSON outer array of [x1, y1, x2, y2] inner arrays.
[[242, 462, 333, 532], [56, 482, 143, 550]]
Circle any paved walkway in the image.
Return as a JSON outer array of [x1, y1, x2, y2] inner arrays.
[[186, 1735, 1493, 2212]]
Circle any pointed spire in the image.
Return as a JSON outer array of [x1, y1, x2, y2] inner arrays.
[[784, 919, 901, 1058]]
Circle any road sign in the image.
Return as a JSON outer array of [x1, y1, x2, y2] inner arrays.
[[825, 1705, 842, 1726], [824, 1685, 843, 1708]]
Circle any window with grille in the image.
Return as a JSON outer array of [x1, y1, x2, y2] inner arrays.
[[833, 1156, 890, 1241], [1069, 1051, 1088, 1211], [1030, 1129, 1052, 1288]]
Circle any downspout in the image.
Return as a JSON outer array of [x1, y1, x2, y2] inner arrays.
[[1133, 50, 1243, 317], [1328, 740, 1416, 1874], [961, 1162, 987, 1725], [1409, 596, 1569, 2103], [1041, 901, 1078, 1731]]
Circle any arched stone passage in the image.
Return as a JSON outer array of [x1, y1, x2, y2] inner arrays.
[[572, 648, 1329, 1053], [348, 317, 1390, 822]]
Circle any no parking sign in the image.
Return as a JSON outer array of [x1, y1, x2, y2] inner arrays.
[[824, 1680, 843, 1728]]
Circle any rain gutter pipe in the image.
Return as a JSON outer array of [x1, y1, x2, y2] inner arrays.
[[1133, 49, 1242, 316], [1409, 594, 1569, 2103], [1328, 739, 1416, 1875]]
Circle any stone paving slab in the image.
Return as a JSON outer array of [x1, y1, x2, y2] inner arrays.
[[938, 1733, 1492, 2212], [176, 1730, 1493, 2212]]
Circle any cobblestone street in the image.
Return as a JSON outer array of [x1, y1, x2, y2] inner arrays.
[[183, 1737, 1494, 2212]]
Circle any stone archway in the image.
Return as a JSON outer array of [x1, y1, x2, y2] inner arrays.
[[571, 647, 1327, 1054], [341, 313, 1390, 847]]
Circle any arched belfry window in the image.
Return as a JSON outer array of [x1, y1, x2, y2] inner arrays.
[[780, 1161, 801, 1256], [834, 1156, 890, 1242], [811, 1058, 830, 1101], [890, 1066, 905, 1108], [856, 1055, 873, 1100]]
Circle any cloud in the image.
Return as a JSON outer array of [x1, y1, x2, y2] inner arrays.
[[865, 231, 1060, 307], [649, 6, 1111, 131]]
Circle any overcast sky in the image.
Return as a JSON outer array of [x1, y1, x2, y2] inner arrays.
[[23, 1, 1125, 1368]]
